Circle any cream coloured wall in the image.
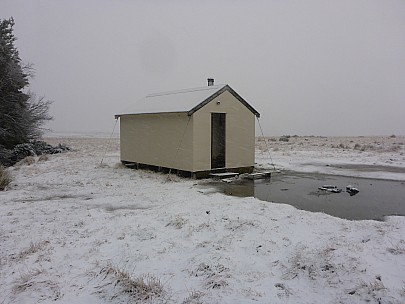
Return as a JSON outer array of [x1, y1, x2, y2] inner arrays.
[[120, 113, 194, 171], [192, 90, 255, 172]]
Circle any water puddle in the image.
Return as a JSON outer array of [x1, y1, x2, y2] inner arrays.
[[212, 171, 405, 221]]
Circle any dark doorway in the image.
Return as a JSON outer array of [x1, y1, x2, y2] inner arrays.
[[211, 113, 226, 169]]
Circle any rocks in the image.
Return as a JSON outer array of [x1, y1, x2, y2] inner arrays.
[[0, 140, 70, 167]]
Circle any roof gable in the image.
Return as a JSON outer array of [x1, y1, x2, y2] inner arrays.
[[188, 85, 260, 117], [115, 84, 260, 118]]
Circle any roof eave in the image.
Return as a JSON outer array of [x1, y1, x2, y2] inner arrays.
[[115, 111, 189, 119]]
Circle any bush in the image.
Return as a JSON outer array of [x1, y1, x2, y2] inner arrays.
[[0, 165, 12, 190], [0, 141, 70, 167], [0, 145, 13, 166]]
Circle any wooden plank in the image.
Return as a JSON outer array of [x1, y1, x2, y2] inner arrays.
[[209, 172, 240, 179]]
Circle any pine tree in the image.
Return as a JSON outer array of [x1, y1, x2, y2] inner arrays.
[[0, 17, 52, 149]]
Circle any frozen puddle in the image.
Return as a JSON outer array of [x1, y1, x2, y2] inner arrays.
[[212, 171, 405, 221]]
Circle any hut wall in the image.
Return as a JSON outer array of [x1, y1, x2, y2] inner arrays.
[[120, 113, 194, 171]]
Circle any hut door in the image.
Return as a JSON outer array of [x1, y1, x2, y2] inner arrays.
[[211, 113, 226, 169]]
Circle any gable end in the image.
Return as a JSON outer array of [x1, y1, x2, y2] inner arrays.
[[187, 85, 260, 118]]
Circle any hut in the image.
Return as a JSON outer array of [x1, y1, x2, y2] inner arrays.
[[115, 80, 260, 178]]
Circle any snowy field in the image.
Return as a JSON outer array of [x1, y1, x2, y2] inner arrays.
[[1, 136, 404, 303]]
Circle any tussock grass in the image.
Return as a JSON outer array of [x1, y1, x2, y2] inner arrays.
[[12, 268, 61, 300], [274, 282, 293, 298], [346, 279, 388, 302], [191, 263, 230, 289], [14, 240, 49, 260], [166, 215, 188, 229], [225, 218, 255, 231], [15, 156, 36, 167], [387, 144, 403, 152], [99, 264, 167, 302], [400, 285, 405, 297], [281, 245, 337, 281], [12, 268, 44, 293], [38, 154, 49, 162], [164, 173, 181, 182], [0, 165, 12, 190], [182, 291, 204, 304], [387, 241, 405, 255]]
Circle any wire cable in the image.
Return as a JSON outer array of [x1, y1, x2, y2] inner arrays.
[[256, 117, 276, 171], [100, 118, 118, 166]]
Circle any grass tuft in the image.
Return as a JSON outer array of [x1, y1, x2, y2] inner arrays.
[[12, 268, 44, 294], [0, 165, 12, 190], [166, 215, 188, 229], [387, 241, 405, 255], [12, 268, 61, 300], [347, 279, 388, 302], [182, 290, 204, 304], [165, 173, 181, 182], [100, 264, 167, 302], [14, 240, 49, 260]]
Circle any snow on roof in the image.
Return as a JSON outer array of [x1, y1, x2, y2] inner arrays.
[[115, 84, 260, 118], [116, 84, 227, 116]]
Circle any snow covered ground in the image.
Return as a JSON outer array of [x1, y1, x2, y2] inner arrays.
[[1, 136, 404, 303], [256, 135, 405, 181]]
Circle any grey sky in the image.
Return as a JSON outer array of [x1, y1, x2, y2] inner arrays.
[[1, 0, 404, 136]]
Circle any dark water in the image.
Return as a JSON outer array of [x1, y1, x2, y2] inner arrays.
[[214, 171, 405, 221]]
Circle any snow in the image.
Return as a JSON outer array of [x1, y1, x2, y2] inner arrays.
[[1, 136, 404, 303], [256, 135, 405, 181]]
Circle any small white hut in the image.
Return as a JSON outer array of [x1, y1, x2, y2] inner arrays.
[[115, 80, 260, 178]]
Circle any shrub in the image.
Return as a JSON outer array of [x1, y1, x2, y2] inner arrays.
[[0, 165, 12, 190], [360, 144, 375, 152], [0, 141, 70, 167]]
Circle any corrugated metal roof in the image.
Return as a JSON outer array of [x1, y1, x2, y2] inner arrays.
[[115, 84, 260, 117]]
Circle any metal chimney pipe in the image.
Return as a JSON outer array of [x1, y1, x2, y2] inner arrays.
[[207, 78, 214, 86]]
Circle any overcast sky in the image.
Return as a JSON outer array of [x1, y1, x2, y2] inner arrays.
[[2, 0, 404, 136]]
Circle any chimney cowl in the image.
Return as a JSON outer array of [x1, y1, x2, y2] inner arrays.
[[207, 78, 214, 86]]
